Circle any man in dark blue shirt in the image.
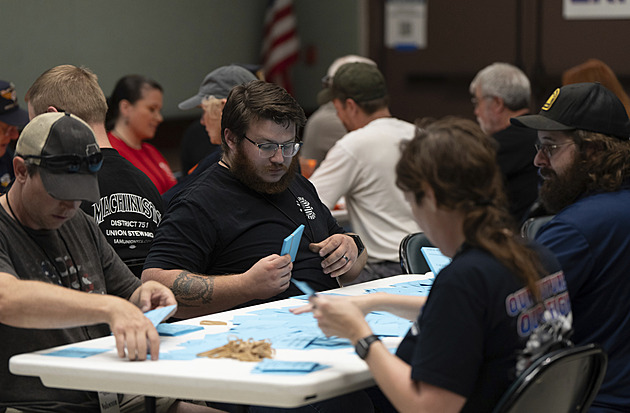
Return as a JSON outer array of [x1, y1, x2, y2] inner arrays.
[[0, 80, 29, 193], [512, 82, 630, 412]]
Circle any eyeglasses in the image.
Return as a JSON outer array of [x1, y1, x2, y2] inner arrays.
[[534, 141, 575, 158], [22, 147, 103, 173], [243, 135, 302, 158]]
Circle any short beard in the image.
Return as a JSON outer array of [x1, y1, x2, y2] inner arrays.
[[229, 146, 298, 194], [539, 154, 589, 213]]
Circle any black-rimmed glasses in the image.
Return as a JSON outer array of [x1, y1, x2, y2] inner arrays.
[[243, 135, 302, 158], [534, 142, 575, 158]]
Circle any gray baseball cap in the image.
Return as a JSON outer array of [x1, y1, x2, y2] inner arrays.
[[178, 65, 258, 110]]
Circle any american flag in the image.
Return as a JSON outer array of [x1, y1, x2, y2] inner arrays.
[[261, 0, 300, 95]]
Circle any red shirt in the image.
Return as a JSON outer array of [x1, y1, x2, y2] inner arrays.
[[108, 132, 177, 194]]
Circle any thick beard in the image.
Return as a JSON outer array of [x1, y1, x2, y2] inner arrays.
[[229, 147, 298, 194], [539, 154, 589, 214]]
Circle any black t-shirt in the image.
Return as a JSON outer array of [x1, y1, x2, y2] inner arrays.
[[81, 148, 164, 277], [145, 163, 344, 308], [493, 125, 539, 223], [396, 243, 569, 412]]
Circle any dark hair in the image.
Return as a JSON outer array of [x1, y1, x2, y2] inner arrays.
[[570, 129, 630, 192], [220, 80, 306, 154], [396, 116, 543, 300], [105, 74, 163, 131]]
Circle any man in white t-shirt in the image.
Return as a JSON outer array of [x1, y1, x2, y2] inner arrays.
[[310, 62, 421, 282]]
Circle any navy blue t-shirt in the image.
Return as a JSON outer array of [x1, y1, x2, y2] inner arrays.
[[536, 187, 630, 411], [145, 163, 344, 308]]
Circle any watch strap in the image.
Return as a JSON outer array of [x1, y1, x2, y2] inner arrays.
[[347, 233, 365, 256], [356, 334, 380, 360]]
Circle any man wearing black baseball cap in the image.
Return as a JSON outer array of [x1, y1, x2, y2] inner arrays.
[[0, 112, 186, 411], [0, 80, 29, 193], [511, 82, 630, 411]]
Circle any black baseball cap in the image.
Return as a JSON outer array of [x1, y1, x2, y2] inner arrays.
[[16, 112, 102, 202], [511, 82, 630, 140]]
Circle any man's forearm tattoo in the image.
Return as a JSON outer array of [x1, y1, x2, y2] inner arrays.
[[172, 271, 214, 306]]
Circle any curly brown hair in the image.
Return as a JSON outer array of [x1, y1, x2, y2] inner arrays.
[[571, 129, 630, 192]]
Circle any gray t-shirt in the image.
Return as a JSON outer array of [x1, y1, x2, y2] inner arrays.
[[0, 205, 141, 411]]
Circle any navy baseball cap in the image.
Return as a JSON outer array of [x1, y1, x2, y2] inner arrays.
[[511, 82, 630, 140], [0, 80, 29, 127]]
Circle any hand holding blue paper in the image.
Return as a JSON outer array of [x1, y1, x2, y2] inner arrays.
[[281, 224, 305, 262]]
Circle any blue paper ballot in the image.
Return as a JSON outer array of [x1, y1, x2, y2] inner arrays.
[[157, 324, 204, 337], [281, 224, 305, 262], [144, 304, 177, 327], [420, 247, 451, 275], [291, 279, 316, 296], [43, 347, 110, 358]]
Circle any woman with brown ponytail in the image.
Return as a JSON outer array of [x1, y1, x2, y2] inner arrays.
[[292, 117, 572, 413]]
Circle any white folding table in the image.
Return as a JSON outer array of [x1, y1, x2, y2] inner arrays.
[[10, 273, 430, 409]]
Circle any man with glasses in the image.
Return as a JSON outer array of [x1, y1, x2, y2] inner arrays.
[[469, 63, 539, 223], [143, 80, 366, 318], [0, 80, 29, 193], [0, 112, 188, 412], [309, 62, 420, 283], [511, 82, 630, 411]]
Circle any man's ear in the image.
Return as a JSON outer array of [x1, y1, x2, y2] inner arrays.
[[46, 106, 59, 113], [224, 128, 238, 151], [13, 156, 28, 183]]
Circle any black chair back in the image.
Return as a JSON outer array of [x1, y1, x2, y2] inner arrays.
[[493, 343, 608, 413], [398, 232, 434, 274]]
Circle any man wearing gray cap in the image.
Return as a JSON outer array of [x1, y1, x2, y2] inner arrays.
[[310, 62, 420, 282], [0, 112, 185, 411], [0, 80, 29, 192], [163, 65, 258, 205], [512, 82, 630, 411]]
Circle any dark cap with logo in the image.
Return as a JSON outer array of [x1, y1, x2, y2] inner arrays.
[[511, 82, 630, 140], [178, 65, 259, 110], [329, 62, 387, 104], [16, 112, 102, 202], [0, 80, 29, 127]]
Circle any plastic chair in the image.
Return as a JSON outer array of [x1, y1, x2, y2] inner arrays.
[[520, 215, 555, 240], [399, 232, 434, 274], [493, 343, 608, 413]]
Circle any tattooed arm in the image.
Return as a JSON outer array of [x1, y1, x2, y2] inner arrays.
[[142, 253, 293, 318]]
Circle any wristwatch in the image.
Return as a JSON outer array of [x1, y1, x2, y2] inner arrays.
[[355, 334, 380, 360], [347, 233, 365, 257]]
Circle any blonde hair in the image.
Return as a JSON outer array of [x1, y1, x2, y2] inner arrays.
[[26, 65, 107, 125]]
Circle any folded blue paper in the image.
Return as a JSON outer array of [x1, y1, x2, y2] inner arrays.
[[144, 304, 177, 327], [251, 359, 330, 375], [157, 324, 204, 336], [43, 347, 110, 358]]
